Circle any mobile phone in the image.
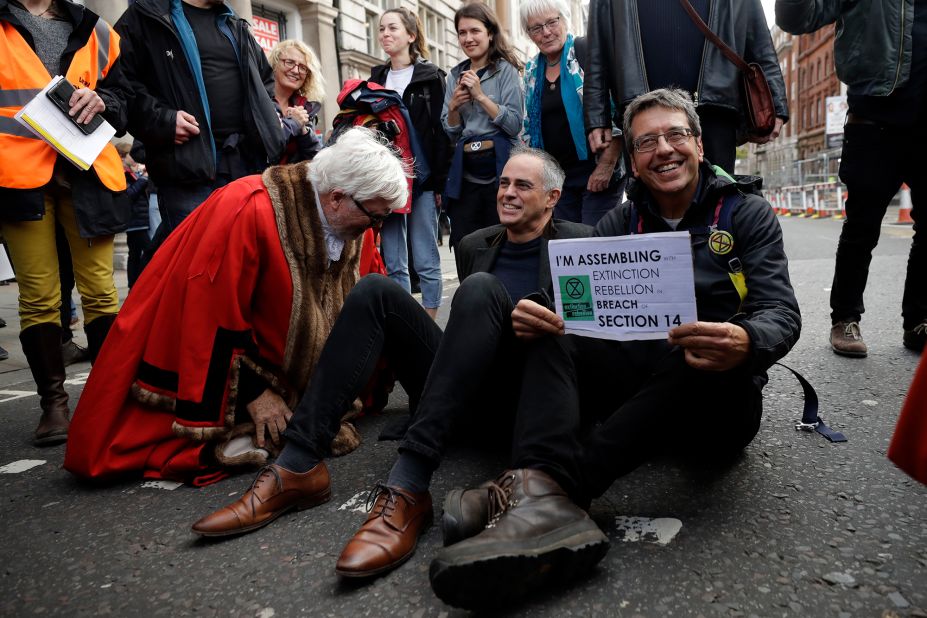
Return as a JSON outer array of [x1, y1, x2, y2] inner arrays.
[[46, 79, 104, 135]]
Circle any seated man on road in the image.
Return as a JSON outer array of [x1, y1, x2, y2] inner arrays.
[[429, 88, 802, 610], [190, 147, 593, 579], [64, 128, 409, 484]]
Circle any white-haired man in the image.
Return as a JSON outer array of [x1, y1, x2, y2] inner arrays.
[[64, 128, 408, 483], [189, 146, 592, 579]]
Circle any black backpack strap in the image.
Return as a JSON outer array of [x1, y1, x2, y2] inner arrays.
[[775, 362, 847, 443]]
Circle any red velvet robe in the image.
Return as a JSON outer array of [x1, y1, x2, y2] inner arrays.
[[888, 353, 927, 486], [64, 175, 383, 484]]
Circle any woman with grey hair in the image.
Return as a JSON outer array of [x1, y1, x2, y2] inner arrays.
[[520, 0, 623, 225]]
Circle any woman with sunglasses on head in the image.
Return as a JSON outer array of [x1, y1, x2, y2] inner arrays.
[[269, 40, 325, 163], [369, 7, 449, 318], [442, 2, 524, 248], [520, 0, 623, 226]]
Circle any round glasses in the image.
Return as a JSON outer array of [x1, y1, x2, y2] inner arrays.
[[280, 58, 309, 76], [632, 128, 694, 153], [527, 16, 561, 37]]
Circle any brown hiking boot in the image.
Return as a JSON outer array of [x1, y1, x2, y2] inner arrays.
[[441, 473, 517, 546], [830, 321, 868, 357], [429, 469, 609, 610]]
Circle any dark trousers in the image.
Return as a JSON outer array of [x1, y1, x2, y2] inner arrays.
[[511, 334, 762, 502], [446, 179, 499, 248], [832, 122, 925, 329], [284, 273, 520, 466], [696, 106, 738, 174], [554, 161, 625, 226]]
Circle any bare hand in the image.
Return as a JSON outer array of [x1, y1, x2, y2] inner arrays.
[[587, 128, 611, 153], [68, 88, 105, 126], [668, 321, 751, 372], [246, 389, 293, 448], [435, 193, 442, 208], [586, 160, 614, 193], [174, 110, 200, 145], [458, 69, 485, 100], [285, 105, 309, 129], [512, 298, 564, 340], [449, 83, 472, 112], [749, 117, 785, 144]]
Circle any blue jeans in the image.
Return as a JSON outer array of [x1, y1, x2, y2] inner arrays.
[[157, 183, 217, 233], [380, 191, 443, 309], [553, 162, 624, 226]]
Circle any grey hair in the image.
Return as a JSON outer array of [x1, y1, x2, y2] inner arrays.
[[308, 127, 411, 211], [519, 0, 571, 32], [508, 145, 565, 192], [622, 88, 702, 145]]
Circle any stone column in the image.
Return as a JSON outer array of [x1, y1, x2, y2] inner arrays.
[[83, 0, 127, 27], [227, 0, 252, 23], [300, 1, 340, 131]]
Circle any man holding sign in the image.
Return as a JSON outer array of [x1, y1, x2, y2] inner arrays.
[[430, 89, 801, 610]]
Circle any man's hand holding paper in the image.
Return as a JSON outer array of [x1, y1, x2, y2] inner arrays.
[[668, 321, 751, 371]]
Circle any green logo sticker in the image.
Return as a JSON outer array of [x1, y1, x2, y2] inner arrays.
[[559, 275, 594, 321]]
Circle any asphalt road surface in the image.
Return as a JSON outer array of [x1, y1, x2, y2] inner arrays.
[[0, 214, 924, 616]]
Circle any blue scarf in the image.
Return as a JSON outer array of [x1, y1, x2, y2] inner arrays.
[[523, 33, 587, 161]]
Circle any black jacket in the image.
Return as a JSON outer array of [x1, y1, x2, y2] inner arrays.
[[0, 0, 131, 235], [114, 0, 284, 186], [456, 218, 593, 293], [369, 59, 450, 194], [595, 164, 800, 377], [584, 0, 788, 131]]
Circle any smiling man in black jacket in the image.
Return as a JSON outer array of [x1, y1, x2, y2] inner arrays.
[[114, 0, 284, 242], [430, 89, 801, 610]]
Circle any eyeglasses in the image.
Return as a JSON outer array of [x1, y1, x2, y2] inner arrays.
[[632, 128, 695, 153], [527, 16, 561, 37], [280, 58, 309, 76], [354, 197, 389, 226]]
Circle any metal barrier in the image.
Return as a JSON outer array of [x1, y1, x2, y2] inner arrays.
[[766, 183, 846, 219]]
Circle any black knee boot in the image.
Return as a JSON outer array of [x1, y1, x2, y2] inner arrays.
[[84, 314, 116, 364], [20, 323, 70, 446]]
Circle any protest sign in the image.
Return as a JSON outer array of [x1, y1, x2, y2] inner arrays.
[[548, 232, 697, 341]]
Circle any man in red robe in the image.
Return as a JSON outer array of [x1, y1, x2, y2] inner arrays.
[[64, 128, 408, 485]]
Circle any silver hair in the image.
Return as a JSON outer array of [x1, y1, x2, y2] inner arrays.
[[308, 127, 411, 211], [622, 88, 703, 145], [508, 145, 565, 192], [519, 0, 571, 32]]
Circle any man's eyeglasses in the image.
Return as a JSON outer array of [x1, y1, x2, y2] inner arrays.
[[527, 16, 561, 37], [354, 197, 389, 226], [280, 58, 309, 76], [632, 128, 695, 153]]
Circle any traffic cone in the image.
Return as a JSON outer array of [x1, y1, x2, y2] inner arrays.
[[897, 184, 914, 224]]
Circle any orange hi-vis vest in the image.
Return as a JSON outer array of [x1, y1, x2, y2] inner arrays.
[[0, 16, 125, 192]]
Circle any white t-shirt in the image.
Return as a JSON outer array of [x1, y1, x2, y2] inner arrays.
[[384, 64, 415, 98]]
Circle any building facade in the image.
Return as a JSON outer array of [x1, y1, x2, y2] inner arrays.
[[83, 0, 587, 131]]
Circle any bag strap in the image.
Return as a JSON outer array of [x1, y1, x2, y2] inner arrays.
[[677, 0, 750, 73], [775, 362, 847, 443]]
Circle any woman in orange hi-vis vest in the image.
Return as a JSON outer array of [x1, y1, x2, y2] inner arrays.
[[0, 0, 130, 446]]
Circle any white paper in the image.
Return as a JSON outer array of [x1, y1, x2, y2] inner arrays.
[[14, 76, 116, 171], [549, 232, 697, 341]]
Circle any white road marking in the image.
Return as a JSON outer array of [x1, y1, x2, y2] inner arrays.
[[0, 459, 46, 474], [257, 609, 275, 618], [614, 516, 682, 545], [338, 491, 369, 513], [0, 390, 36, 404], [140, 480, 183, 490], [64, 372, 91, 386]]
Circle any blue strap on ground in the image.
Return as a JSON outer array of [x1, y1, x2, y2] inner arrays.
[[775, 362, 847, 443]]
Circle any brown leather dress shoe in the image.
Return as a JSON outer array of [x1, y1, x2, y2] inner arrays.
[[335, 484, 432, 578], [191, 462, 331, 537]]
